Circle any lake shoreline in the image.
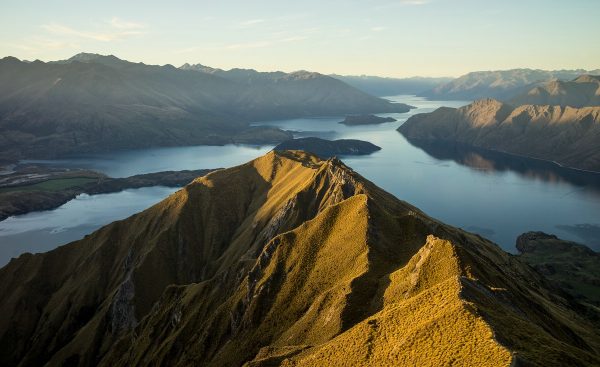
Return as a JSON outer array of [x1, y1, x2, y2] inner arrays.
[[400, 136, 600, 175], [1, 95, 599, 266], [0, 168, 214, 222]]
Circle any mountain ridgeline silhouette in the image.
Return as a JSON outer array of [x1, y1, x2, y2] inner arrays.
[[0, 53, 410, 160]]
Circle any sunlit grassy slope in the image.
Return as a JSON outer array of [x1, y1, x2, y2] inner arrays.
[[0, 150, 598, 366]]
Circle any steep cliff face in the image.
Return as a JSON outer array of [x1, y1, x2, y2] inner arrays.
[[1, 151, 599, 366], [398, 99, 600, 172]]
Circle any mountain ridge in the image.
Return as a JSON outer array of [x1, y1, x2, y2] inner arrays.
[[0, 54, 410, 160], [420, 68, 600, 101], [510, 75, 600, 107], [329, 74, 453, 96], [398, 99, 600, 172], [0, 150, 598, 366]]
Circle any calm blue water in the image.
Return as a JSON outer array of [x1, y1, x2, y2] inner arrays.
[[1, 95, 599, 266], [0, 187, 179, 265], [22, 144, 271, 178]]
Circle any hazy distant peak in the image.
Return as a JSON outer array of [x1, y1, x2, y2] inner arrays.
[[574, 74, 600, 84], [420, 68, 600, 101], [50, 53, 134, 68], [179, 63, 221, 73], [509, 73, 600, 107], [68, 52, 120, 62], [0, 56, 21, 64], [283, 70, 323, 80], [228, 67, 259, 73]]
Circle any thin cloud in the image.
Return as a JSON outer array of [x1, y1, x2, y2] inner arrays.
[[3, 38, 80, 53], [399, 0, 429, 4], [302, 27, 321, 34], [239, 19, 265, 27], [174, 46, 202, 54], [226, 41, 272, 50], [376, 0, 430, 9], [200, 34, 309, 52], [41, 18, 146, 42], [280, 36, 308, 42], [371, 26, 386, 32], [109, 17, 145, 30]]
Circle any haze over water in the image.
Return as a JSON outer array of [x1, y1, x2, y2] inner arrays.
[[1, 95, 599, 266]]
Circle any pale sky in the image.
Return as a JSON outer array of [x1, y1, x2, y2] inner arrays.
[[1, 0, 599, 77]]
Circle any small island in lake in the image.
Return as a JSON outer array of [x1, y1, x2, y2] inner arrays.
[[274, 137, 381, 158], [339, 114, 397, 126]]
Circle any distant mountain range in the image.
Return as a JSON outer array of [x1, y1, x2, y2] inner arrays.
[[398, 97, 600, 171], [330, 74, 453, 97], [419, 69, 600, 101], [180, 65, 452, 97], [510, 75, 600, 107], [0, 53, 410, 160], [1, 150, 598, 366]]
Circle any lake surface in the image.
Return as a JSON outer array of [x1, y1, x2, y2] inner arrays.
[[23, 144, 271, 178], [0, 187, 179, 265], [2, 95, 600, 266]]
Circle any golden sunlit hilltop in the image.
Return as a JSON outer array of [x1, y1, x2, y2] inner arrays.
[[1, 151, 598, 366]]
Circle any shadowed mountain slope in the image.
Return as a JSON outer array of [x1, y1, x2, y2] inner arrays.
[[0, 151, 598, 366], [398, 99, 600, 172], [178, 63, 413, 119], [516, 232, 600, 307], [0, 54, 409, 160]]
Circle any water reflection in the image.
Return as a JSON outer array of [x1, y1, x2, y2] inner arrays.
[[404, 137, 600, 199], [555, 224, 600, 247]]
